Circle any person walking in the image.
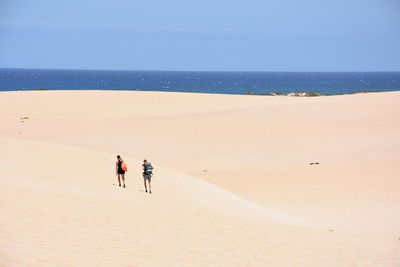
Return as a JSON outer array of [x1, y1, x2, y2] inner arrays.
[[142, 159, 153, 193], [116, 155, 127, 188]]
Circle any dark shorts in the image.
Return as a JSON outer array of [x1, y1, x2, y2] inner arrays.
[[143, 173, 152, 181], [118, 169, 125, 175]]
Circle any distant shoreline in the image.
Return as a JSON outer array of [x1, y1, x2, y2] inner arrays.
[[0, 88, 394, 97]]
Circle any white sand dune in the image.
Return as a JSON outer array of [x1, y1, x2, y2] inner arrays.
[[1, 91, 400, 266]]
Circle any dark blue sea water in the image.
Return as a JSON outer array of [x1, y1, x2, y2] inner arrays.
[[1, 68, 400, 95]]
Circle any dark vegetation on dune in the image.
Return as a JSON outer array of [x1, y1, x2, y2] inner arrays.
[[246, 90, 387, 96], [247, 91, 324, 96]]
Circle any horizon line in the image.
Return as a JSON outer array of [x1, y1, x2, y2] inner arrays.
[[1, 67, 400, 73]]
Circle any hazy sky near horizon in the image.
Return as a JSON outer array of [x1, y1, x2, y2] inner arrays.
[[0, 0, 399, 71]]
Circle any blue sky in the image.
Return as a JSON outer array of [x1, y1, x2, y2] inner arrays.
[[0, 0, 399, 71]]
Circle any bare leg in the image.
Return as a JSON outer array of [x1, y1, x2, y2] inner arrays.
[[148, 179, 152, 194], [144, 178, 148, 192], [117, 174, 121, 186], [122, 174, 125, 188]]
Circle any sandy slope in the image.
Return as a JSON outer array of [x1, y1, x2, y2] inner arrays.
[[1, 90, 400, 266]]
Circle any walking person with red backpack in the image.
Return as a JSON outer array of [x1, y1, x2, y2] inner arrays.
[[116, 155, 127, 188]]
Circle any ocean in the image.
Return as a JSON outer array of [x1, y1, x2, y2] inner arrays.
[[1, 68, 400, 95]]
